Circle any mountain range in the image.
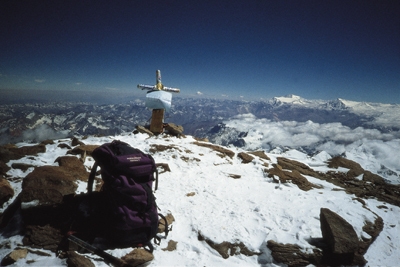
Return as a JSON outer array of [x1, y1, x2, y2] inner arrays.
[[1, 95, 399, 146]]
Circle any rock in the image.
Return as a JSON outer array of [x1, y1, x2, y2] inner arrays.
[[363, 170, 385, 185], [66, 251, 95, 267], [40, 139, 55, 145], [267, 240, 320, 267], [156, 163, 171, 173], [71, 137, 84, 147], [237, 152, 254, 164], [55, 156, 90, 181], [320, 208, 359, 255], [327, 157, 364, 179], [162, 240, 178, 251], [58, 143, 72, 149], [194, 137, 209, 142], [277, 157, 322, 178], [1, 248, 28, 266], [11, 163, 35, 172], [0, 144, 45, 162], [158, 213, 174, 234], [67, 145, 99, 157], [23, 224, 63, 251], [198, 232, 260, 259], [0, 146, 19, 162], [0, 177, 14, 207], [0, 161, 11, 175], [267, 163, 318, 191], [248, 150, 270, 160], [164, 123, 184, 137], [14, 144, 46, 157], [227, 173, 241, 179], [192, 142, 235, 159], [150, 144, 181, 154], [121, 248, 154, 267], [20, 166, 78, 205], [134, 125, 154, 136]]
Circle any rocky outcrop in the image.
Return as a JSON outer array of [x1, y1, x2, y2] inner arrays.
[[164, 123, 185, 137], [0, 143, 46, 162], [267, 240, 321, 267], [319, 208, 365, 265], [134, 125, 154, 136], [23, 224, 64, 251], [67, 145, 99, 160], [0, 161, 11, 176], [0, 177, 14, 207], [66, 251, 96, 267], [237, 152, 254, 163], [121, 248, 154, 267], [267, 162, 320, 191], [198, 232, 260, 259], [193, 141, 235, 159], [320, 208, 359, 254], [11, 163, 35, 172], [19, 155, 89, 207], [1, 248, 28, 266], [248, 150, 270, 160]]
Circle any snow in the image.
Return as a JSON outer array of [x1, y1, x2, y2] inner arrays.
[[1, 131, 399, 266]]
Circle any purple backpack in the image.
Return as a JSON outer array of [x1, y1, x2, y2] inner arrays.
[[87, 140, 166, 249]]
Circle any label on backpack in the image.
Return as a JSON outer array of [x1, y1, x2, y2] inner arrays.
[[127, 156, 142, 162]]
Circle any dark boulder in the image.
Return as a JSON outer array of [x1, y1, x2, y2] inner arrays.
[[0, 177, 14, 207]]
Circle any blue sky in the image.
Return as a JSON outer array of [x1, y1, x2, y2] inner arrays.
[[0, 0, 399, 103]]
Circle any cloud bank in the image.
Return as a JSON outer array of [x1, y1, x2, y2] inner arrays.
[[225, 114, 400, 176], [22, 124, 70, 143]]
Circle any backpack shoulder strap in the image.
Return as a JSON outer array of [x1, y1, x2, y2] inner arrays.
[[87, 162, 98, 193]]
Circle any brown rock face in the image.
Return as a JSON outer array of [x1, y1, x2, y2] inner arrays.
[[20, 166, 78, 205], [20, 156, 88, 205], [320, 208, 359, 254], [1, 248, 28, 266], [121, 249, 154, 267], [0, 161, 11, 175], [198, 232, 260, 259], [23, 224, 64, 251], [0, 177, 14, 207], [66, 251, 96, 267], [267, 240, 321, 267], [327, 156, 364, 178], [164, 123, 184, 137], [267, 163, 318, 191], [0, 144, 46, 162], [192, 142, 235, 159], [237, 152, 254, 164]]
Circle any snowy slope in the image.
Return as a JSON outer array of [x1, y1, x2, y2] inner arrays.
[[1, 132, 399, 266]]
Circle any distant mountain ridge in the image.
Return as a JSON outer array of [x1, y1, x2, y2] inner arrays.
[[0, 95, 399, 145]]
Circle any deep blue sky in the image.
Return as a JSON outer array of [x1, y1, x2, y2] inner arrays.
[[1, 0, 399, 103]]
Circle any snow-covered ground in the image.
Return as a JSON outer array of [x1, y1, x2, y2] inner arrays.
[[1, 131, 399, 266]]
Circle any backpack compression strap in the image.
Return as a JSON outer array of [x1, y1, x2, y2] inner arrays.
[[87, 162, 98, 193]]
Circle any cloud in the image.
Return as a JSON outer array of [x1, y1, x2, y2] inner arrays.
[[22, 124, 70, 143], [224, 113, 400, 181], [105, 87, 118, 91], [34, 79, 46, 83], [197, 91, 203, 95], [75, 82, 82, 85], [226, 114, 400, 148]]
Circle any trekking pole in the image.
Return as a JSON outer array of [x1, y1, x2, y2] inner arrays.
[[67, 233, 131, 267]]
